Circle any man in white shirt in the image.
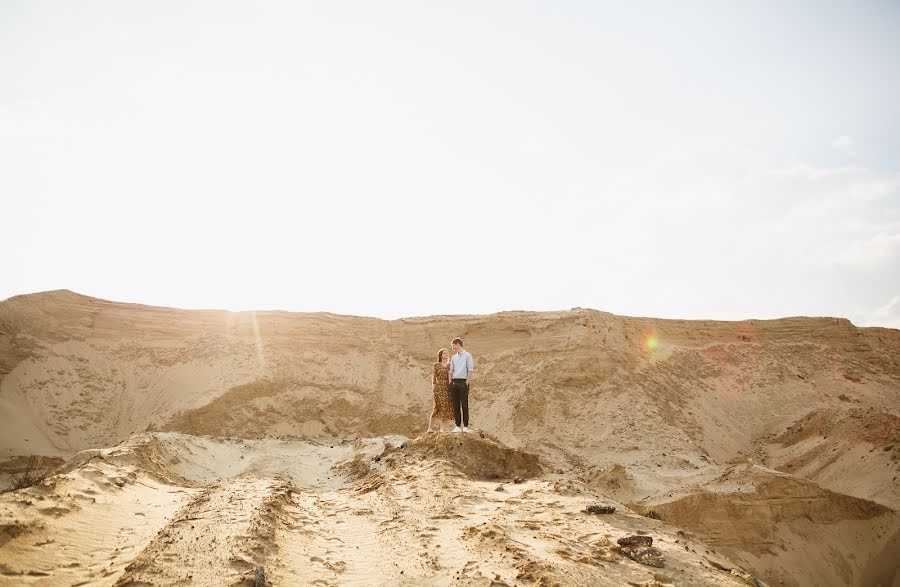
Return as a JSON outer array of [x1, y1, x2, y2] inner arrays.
[[448, 337, 475, 433]]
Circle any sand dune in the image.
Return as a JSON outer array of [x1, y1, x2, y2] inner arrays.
[[1, 289, 898, 585], [2, 432, 754, 586], [654, 463, 898, 587]]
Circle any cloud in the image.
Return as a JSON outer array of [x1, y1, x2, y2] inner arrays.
[[568, 149, 900, 322], [877, 295, 899, 316], [516, 135, 561, 155], [868, 295, 900, 329], [831, 135, 855, 156], [590, 150, 900, 267], [832, 233, 900, 268], [755, 165, 900, 262]]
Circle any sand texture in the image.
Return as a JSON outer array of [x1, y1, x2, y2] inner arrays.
[[1, 289, 898, 586]]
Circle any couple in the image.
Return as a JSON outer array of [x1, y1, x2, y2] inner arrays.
[[428, 337, 475, 433]]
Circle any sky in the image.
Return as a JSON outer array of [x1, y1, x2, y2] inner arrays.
[[2, 1, 899, 326]]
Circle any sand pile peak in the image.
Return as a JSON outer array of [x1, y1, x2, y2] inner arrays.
[[401, 430, 543, 481]]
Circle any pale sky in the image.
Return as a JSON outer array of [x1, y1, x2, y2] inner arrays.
[[2, 1, 899, 327]]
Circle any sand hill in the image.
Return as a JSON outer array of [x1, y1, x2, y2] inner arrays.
[[1, 290, 898, 586]]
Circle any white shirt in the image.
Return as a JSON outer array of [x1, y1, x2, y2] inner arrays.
[[450, 350, 474, 379]]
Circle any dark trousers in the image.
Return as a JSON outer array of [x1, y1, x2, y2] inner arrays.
[[450, 379, 469, 427]]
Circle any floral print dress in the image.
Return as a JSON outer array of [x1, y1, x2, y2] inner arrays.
[[431, 362, 454, 420]]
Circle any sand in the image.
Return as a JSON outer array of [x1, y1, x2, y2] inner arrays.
[[1, 289, 898, 586]]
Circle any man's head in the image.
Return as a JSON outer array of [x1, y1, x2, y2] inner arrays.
[[451, 338, 463, 353]]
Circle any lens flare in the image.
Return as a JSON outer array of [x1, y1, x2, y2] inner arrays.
[[643, 333, 659, 351]]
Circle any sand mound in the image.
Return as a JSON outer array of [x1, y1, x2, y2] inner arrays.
[[53, 433, 198, 487], [159, 377, 427, 443], [776, 407, 899, 447], [54, 432, 408, 491], [765, 407, 900, 508], [581, 463, 637, 501], [401, 430, 543, 481], [655, 465, 899, 587]]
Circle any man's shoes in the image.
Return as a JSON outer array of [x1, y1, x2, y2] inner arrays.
[[452, 426, 461, 433], [463, 426, 470, 433]]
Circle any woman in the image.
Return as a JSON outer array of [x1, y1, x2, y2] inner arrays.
[[428, 348, 454, 432]]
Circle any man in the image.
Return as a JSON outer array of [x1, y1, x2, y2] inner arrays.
[[448, 337, 475, 432]]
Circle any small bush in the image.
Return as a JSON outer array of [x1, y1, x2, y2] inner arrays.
[[4, 457, 48, 493], [642, 506, 663, 520]]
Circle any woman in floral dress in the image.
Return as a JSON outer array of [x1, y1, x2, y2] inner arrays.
[[428, 348, 454, 432]]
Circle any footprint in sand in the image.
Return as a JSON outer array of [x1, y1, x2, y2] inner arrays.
[[324, 560, 347, 573], [453, 495, 485, 508]]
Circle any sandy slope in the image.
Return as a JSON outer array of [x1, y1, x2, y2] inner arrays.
[[653, 463, 898, 587], [2, 432, 755, 586], [1, 289, 899, 585]]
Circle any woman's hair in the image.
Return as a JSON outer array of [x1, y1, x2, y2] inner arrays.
[[437, 348, 448, 362]]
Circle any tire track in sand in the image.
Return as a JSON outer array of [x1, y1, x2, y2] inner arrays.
[[115, 476, 291, 586]]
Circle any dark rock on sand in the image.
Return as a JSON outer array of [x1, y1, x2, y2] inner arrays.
[[617, 535, 653, 547], [585, 504, 616, 514], [621, 545, 665, 568]]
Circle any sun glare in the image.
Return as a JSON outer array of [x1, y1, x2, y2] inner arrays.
[[250, 311, 266, 369]]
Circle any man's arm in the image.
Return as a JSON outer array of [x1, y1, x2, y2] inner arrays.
[[466, 353, 474, 385]]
